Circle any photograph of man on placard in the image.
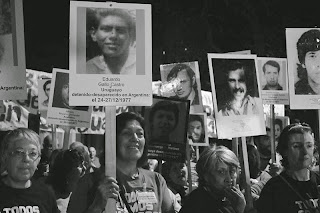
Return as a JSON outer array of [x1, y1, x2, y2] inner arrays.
[[82, 8, 136, 75], [160, 61, 203, 113], [52, 72, 89, 111], [188, 113, 209, 146], [262, 60, 283, 90], [213, 59, 260, 116], [294, 29, 320, 95]]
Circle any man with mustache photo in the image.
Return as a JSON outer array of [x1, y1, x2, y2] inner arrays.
[[83, 8, 136, 75], [218, 59, 259, 116]]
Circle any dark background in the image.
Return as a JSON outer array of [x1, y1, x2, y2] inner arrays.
[[23, 0, 320, 136]]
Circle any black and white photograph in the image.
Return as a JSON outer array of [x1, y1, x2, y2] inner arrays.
[[0, 0, 26, 100], [83, 8, 137, 75], [286, 28, 320, 109], [208, 54, 266, 138], [143, 95, 190, 162], [69, 1, 152, 106], [47, 69, 92, 127], [188, 113, 209, 146], [160, 61, 203, 113], [257, 57, 289, 105], [38, 79, 51, 110]]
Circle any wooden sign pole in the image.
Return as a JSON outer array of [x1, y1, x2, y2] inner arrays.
[[240, 137, 253, 211], [186, 139, 193, 192], [270, 104, 276, 163], [105, 106, 117, 213], [62, 126, 71, 150], [232, 138, 239, 157]]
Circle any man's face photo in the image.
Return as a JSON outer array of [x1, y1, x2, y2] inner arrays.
[[172, 69, 194, 99], [227, 68, 247, 101], [91, 15, 131, 58], [61, 83, 69, 106], [188, 120, 203, 142], [304, 50, 320, 84], [44, 82, 51, 98], [264, 64, 279, 87], [151, 109, 176, 138]]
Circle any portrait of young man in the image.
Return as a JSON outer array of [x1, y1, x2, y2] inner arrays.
[[82, 8, 136, 75], [42, 79, 51, 107], [188, 114, 205, 144], [294, 29, 320, 95], [216, 59, 260, 116], [262, 60, 283, 90]]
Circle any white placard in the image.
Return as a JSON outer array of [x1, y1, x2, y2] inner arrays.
[[47, 69, 92, 127], [160, 61, 203, 113], [188, 113, 209, 146], [286, 28, 320, 109], [208, 53, 266, 139], [0, 0, 26, 100], [69, 1, 152, 106], [257, 57, 289, 105]]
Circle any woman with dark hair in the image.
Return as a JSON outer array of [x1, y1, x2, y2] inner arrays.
[[179, 146, 246, 213], [46, 149, 86, 213], [86, 112, 174, 213], [257, 123, 320, 213]]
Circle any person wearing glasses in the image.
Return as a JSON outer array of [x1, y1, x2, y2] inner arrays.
[[179, 146, 246, 213], [257, 123, 320, 213], [0, 128, 59, 213]]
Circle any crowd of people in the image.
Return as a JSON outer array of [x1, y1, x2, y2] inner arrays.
[[0, 112, 319, 213]]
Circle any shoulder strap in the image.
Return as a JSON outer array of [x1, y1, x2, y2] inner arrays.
[[278, 173, 316, 212], [119, 187, 134, 213]]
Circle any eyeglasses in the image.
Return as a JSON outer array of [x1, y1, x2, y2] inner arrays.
[[10, 149, 40, 161]]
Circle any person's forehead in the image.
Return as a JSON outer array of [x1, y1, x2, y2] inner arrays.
[[176, 69, 190, 79], [154, 109, 175, 117], [265, 64, 279, 72], [228, 68, 244, 78], [189, 120, 202, 127], [100, 15, 129, 27], [9, 138, 39, 150], [288, 132, 314, 143], [124, 119, 143, 129]]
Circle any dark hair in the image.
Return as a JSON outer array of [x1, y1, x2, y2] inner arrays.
[[276, 123, 313, 168], [87, 8, 136, 44], [166, 63, 198, 97], [189, 114, 203, 125], [116, 112, 147, 167], [275, 118, 283, 130], [149, 101, 180, 129], [46, 149, 85, 195], [263, 60, 280, 73], [296, 29, 320, 80], [247, 144, 261, 179], [43, 79, 51, 92], [52, 72, 68, 107]]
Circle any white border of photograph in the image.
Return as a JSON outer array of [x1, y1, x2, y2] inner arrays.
[[208, 53, 266, 139], [286, 28, 320, 109], [188, 112, 209, 146], [160, 61, 203, 113], [69, 1, 152, 106], [257, 57, 289, 105], [0, 0, 26, 100], [47, 68, 92, 127]]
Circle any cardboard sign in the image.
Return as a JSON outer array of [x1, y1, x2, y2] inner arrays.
[[69, 1, 152, 106]]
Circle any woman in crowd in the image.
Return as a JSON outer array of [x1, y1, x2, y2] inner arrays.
[[162, 161, 189, 212], [179, 145, 246, 213], [86, 112, 174, 213], [257, 123, 320, 213], [0, 128, 59, 213], [46, 149, 86, 213]]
